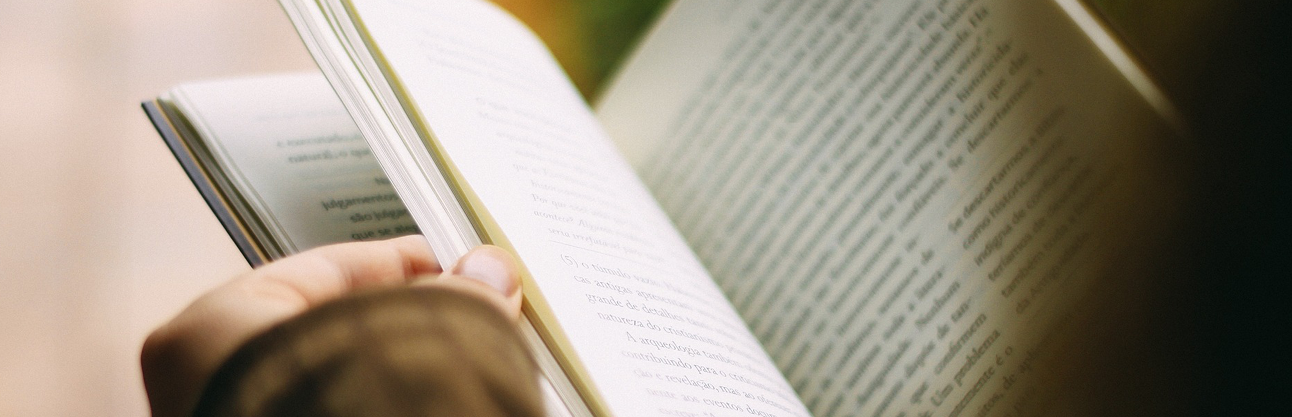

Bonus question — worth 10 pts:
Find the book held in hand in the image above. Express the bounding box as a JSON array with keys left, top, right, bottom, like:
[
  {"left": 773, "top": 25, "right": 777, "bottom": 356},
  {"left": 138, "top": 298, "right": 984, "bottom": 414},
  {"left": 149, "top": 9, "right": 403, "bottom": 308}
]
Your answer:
[{"left": 147, "top": 0, "right": 1187, "bottom": 415}]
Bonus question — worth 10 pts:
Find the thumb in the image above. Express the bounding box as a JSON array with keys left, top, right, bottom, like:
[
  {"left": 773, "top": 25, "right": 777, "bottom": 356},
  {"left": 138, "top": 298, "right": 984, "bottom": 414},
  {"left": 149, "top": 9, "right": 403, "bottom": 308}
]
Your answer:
[{"left": 414, "top": 245, "right": 523, "bottom": 319}]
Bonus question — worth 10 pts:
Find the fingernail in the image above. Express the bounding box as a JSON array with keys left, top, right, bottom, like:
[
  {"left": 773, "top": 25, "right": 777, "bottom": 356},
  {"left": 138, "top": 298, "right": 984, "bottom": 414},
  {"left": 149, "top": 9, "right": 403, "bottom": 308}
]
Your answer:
[{"left": 450, "top": 246, "right": 518, "bottom": 296}]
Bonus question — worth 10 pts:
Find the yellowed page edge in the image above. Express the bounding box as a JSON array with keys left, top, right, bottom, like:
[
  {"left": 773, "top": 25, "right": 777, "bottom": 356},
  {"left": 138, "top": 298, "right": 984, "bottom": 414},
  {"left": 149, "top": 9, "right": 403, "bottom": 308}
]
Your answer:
[{"left": 338, "top": 1, "right": 610, "bottom": 415}]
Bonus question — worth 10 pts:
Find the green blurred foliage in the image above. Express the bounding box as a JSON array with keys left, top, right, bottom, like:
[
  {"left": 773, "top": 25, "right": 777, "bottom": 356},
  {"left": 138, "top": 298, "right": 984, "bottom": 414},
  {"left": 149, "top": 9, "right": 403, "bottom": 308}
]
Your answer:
[{"left": 571, "top": 1, "right": 668, "bottom": 99}]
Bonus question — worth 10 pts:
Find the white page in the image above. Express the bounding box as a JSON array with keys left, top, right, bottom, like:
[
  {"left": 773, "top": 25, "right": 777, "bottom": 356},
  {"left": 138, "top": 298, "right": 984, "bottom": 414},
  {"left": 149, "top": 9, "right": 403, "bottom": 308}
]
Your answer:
[
  {"left": 168, "top": 74, "right": 416, "bottom": 253},
  {"left": 343, "top": 1, "right": 811, "bottom": 416},
  {"left": 599, "top": 0, "right": 1180, "bottom": 416}
]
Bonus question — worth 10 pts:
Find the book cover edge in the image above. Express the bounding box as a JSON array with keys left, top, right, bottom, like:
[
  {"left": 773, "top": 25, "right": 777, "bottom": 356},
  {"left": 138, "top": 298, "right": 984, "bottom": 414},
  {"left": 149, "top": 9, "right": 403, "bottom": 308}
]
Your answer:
[{"left": 142, "top": 100, "right": 267, "bottom": 268}]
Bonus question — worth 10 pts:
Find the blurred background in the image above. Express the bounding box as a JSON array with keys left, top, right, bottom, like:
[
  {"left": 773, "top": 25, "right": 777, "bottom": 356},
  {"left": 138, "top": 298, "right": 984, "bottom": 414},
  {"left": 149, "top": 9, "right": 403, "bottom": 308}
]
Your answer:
[{"left": 0, "top": 0, "right": 1286, "bottom": 416}]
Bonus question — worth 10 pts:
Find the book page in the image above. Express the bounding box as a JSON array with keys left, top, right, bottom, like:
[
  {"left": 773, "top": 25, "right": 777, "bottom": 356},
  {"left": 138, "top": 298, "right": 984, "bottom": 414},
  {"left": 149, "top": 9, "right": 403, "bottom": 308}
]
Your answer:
[
  {"left": 167, "top": 74, "right": 417, "bottom": 255},
  {"left": 599, "top": 0, "right": 1181, "bottom": 416},
  {"left": 341, "top": 1, "right": 810, "bottom": 416}
]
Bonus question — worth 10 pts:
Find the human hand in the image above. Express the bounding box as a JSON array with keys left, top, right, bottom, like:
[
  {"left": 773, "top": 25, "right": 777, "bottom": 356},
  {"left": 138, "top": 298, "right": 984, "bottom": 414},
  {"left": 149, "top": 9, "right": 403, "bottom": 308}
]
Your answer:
[{"left": 141, "top": 236, "right": 521, "bottom": 417}]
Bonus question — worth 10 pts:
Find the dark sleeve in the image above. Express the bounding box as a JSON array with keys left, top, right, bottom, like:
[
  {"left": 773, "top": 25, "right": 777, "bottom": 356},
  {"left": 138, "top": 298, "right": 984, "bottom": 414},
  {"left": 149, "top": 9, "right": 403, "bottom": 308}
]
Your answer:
[{"left": 192, "top": 286, "right": 544, "bottom": 417}]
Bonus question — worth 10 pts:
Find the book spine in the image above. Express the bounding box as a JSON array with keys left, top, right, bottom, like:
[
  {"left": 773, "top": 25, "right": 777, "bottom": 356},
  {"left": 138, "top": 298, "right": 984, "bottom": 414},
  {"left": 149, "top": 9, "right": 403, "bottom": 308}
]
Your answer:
[{"left": 141, "top": 101, "right": 265, "bottom": 267}]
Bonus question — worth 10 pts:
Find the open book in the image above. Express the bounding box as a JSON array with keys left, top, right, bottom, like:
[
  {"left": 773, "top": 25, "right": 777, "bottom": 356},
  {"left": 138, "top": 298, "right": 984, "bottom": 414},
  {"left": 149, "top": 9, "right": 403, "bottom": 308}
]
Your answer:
[{"left": 148, "top": 0, "right": 1186, "bottom": 415}]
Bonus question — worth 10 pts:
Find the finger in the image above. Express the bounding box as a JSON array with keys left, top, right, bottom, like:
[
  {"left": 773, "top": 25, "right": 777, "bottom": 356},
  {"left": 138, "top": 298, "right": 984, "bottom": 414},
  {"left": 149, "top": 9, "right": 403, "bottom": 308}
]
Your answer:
[
  {"left": 155, "top": 234, "right": 441, "bottom": 361},
  {"left": 413, "top": 245, "right": 523, "bottom": 320},
  {"left": 248, "top": 234, "right": 440, "bottom": 309}
]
